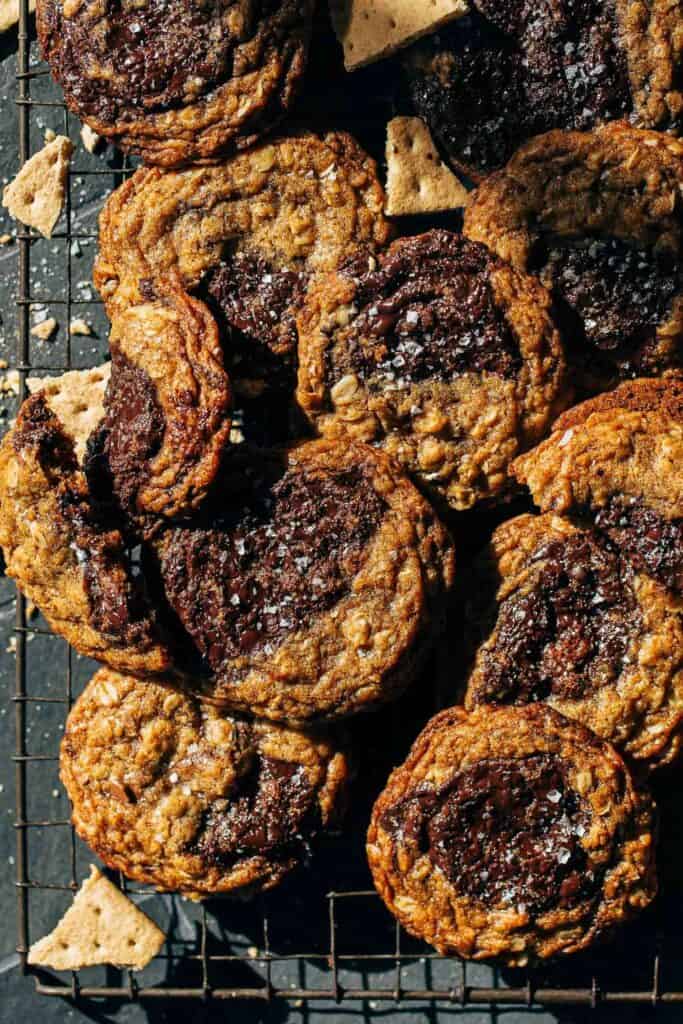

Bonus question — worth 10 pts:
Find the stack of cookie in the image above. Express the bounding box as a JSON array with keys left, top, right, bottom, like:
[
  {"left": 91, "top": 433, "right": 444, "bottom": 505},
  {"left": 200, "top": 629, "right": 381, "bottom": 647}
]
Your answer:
[{"left": 2, "top": 0, "right": 682, "bottom": 971}]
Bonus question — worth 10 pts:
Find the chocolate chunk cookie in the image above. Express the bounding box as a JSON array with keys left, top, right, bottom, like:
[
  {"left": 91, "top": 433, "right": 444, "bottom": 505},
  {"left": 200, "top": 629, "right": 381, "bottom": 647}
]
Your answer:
[
  {"left": 513, "top": 377, "right": 683, "bottom": 595},
  {"left": 149, "top": 439, "right": 455, "bottom": 723},
  {"left": 296, "top": 229, "right": 567, "bottom": 511},
  {"left": 95, "top": 132, "right": 391, "bottom": 409},
  {"left": 37, "top": 0, "right": 314, "bottom": 167},
  {"left": 367, "top": 704, "right": 656, "bottom": 965},
  {"left": 61, "top": 668, "right": 350, "bottom": 897},
  {"left": 464, "top": 124, "right": 683, "bottom": 394},
  {"left": 465, "top": 514, "right": 683, "bottom": 768},
  {"left": 405, "top": 0, "right": 683, "bottom": 181},
  {"left": 0, "top": 370, "right": 171, "bottom": 676},
  {"left": 92, "top": 286, "right": 232, "bottom": 527}
]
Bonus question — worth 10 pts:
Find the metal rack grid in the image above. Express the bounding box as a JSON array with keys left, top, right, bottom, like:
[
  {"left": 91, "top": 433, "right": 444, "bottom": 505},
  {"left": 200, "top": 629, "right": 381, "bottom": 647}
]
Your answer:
[{"left": 9, "top": 0, "right": 683, "bottom": 1011}]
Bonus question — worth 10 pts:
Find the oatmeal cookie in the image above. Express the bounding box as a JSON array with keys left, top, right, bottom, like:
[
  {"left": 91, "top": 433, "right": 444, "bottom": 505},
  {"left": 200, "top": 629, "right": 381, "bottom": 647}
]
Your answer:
[
  {"left": 296, "top": 230, "right": 567, "bottom": 511},
  {"left": 0, "top": 377, "right": 171, "bottom": 675},
  {"left": 465, "top": 513, "right": 683, "bottom": 768},
  {"left": 95, "top": 132, "right": 391, "bottom": 402},
  {"left": 367, "top": 704, "right": 656, "bottom": 965},
  {"left": 36, "top": 0, "right": 314, "bottom": 167},
  {"left": 464, "top": 124, "right": 683, "bottom": 393},
  {"left": 513, "top": 377, "right": 683, "bottom": 595},
  {"left": 61, "top": 668, "right": 350, "bottom": 898},
  {"left": 148, "top": 439, "right": 455, "bottom": 723},
  {"left": 405, "top": 0, "right": 683, "bottom": 182},
  {"left": 90, "top": 285, "right": 232, "bottom": 526}
]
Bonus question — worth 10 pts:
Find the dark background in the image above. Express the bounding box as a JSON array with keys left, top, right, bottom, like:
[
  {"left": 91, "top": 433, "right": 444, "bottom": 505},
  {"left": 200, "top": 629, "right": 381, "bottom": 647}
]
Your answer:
[{"left": 1, "top": 10, "right": 683, "bottom": 1024}]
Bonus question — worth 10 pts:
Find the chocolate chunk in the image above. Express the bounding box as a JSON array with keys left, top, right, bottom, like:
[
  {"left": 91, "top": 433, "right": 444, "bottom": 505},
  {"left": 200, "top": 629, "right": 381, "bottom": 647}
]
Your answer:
[
  {"left": 595, "top": 497, "right": 683, "bottom": 595},
  {"left": 325, "top": 231, "right": 522, "bottom": 390},
  {"left": 532, "top": 236, "right": 680, "bottom": 380},
  {"left": 474, "top": 532, "right": 639, "bottom": 704},
  {"left": 382, "top": 754, "right": 596, "bottom": 912},
  {"left": 99, "top": 351, "right": 165, "bottom": 520},
  {"left": 406, "top": 0, "right": 631, "bottom": 178},
  {"left": 44, "top": 0, "right": 251, "bottom": 123},
  {"left": 203, "top": 252, "right": 306, "bottom": 397},
  {"left": 155, "top": 457, "right": 386, "bottom": 671},
  {"left": 196, "top": 755, "right": 318, "bottom": 866}
]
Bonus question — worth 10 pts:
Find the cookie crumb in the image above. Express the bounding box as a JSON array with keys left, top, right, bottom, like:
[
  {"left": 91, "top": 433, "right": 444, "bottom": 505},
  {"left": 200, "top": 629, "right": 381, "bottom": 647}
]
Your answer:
[
  {"left": 0, "top": 370, "right": 19, "bottom": 395},
  {"left": 2, "top": 136, "right": 73, "bottom": 238},
  {"left": 69, "top": 317, "right": 91, "bottom": 336},
  {"left": 81, "top": 123, "right": 101, "bottom": 154},
  {"left": 0, "top": 233, "right": 12, "bottom": 245},
  {"left": 44, "top": 128, "right": 56, "bottom": 143},
  {"left": 31, "top": 317, "right": 57, "bottom": 341}
]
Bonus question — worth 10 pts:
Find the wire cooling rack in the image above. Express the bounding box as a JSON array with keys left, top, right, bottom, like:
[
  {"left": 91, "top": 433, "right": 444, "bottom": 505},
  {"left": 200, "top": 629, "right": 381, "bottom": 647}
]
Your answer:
[{"left": 9, "top": 0, "right": 683, "bottom": 1011}]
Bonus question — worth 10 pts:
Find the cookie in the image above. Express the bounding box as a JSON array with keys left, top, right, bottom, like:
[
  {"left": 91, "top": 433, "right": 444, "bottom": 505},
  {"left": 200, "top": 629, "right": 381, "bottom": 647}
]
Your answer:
[
  {"left": 148, "top": 439, "right": 455, "bottom": 723},
  {"left": 0, "top": 373, "right": 171, "bottom": 676},
  {"left": 512, "top": 377, "right": 683, "bottom": 595},
  {"left": 367, "top": 704, "right": 656, "bottom": 965},
  {"left": 90, "top": 286, "right": 232, "bottom": 526},
  {"left": 61, "top": 669, "right": 351, "bottom": 898},
  {"left": 404, "top": 0, "right": 683, "bottom": 182},
  {"left": 296, "top": 229, "right": 567, "bottom": 511},
  {"left": 465, "top": 513, "right": 683, "bottom": 769},
  {"left": 94, "top": 132, "right": 391, "bottom": 407},
  {"left": 36, "top": 0, "right": 314, "bottom": 167},
  {"left": 464, "top": 124, "right": 683, "bottom": 394}
]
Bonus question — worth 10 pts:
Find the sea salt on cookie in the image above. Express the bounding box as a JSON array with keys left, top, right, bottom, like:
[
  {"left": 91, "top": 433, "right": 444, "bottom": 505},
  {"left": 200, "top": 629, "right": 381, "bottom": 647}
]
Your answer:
[{"left": 385, "top": 117, "right": 469, "bottom": 215}]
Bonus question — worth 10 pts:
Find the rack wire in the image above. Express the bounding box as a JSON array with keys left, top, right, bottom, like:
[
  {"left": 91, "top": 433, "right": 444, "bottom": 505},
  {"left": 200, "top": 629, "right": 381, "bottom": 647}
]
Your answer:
[{"left": 9, "top": 0, "right": 683, "bottom": 1012}]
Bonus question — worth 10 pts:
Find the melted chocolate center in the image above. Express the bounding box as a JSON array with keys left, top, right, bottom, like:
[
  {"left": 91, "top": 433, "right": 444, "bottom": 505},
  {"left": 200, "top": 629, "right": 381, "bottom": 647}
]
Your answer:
[
  {"left": 407, "top": 0, "right": 631, "bottom": 177},
  {"left": 156, "top": 459, "right": 386, "bottom": 670},
  {"left": 325, "top": 231, "right": 521, "bottom": 391},
  {"left": 533, "top": 236, "right": 680, "bottom": 380},
  {"left": 595, "top": 497, "right": 683, "bottom": 595},
  {"left": 202, "top": 252, "right": 306, "bottom": 396},
  {"left": 99, "top": 352, "right": 165, "bottom": 519},
  {"left": 382, "top": 754, "right": 596, "bottom": 912},
  {"left": 473, "top": 532, "right": 640, "bottom": 704},
  {"left": 49, "top": 0, "right": 251, "bottom": 121},
  {"left": 196, "top": 755, "right": 318, "bottom": 866}
]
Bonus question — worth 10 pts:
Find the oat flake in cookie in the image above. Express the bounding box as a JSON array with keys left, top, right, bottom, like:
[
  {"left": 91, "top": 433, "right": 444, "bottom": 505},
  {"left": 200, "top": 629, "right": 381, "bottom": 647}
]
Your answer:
[
  {"left": 404, "top": 0, "right": 683, "bottom": 182},
  {"left": 37, "top": 0, "right": 314, "bottom": 167},
  {"left": 513, "top": 377, "right": 683, "bottom": 597},
  {"left": 61, "top": 669, "right": 351, "bottom": 898},
  {"left": 367, "top": 704, "right": 656, "bottom": 965},
  {"left": 297, "top": 229, "right": 567, "bottom": 512},
  {"left": 148, "top": 439, "right": 455, "bottom": 724},
  {"left": 464, "top": 124, "right": 683, "bottom": 395},
  {"left": 465, "top": 514, "right": 683, "bottom": 769}
]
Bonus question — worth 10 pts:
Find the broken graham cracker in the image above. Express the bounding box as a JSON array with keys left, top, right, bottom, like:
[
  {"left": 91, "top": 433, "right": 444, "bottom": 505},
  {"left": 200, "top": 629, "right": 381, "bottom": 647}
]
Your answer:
[
  {"left": 28, "top": 865, "right": 165, "bottom": 971},
  {"left": 330, "top": 0, "right": 469, "bottom": 70},
  {"left": 0, "top": 0, "right": 35, "bottom": 33},
  {"left": 27, "top": 362, "right": 111, "bottom": 464},
  {"left": 2, "top": 135, "right": 73, "bottom": 238},
  {"left": 385, "top": 117, "right": 469, "bottom": 215}
]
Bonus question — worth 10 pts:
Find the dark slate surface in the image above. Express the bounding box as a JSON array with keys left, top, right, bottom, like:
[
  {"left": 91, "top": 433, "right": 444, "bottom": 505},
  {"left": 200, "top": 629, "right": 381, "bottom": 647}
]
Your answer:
[{"left": 1, "top": 14, "right": 683, "bottom": 1024}]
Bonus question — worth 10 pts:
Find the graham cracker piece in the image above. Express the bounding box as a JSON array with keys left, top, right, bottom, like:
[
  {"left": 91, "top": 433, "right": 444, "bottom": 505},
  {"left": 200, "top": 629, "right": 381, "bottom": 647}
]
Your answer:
[
  {"left": 330, "top": 0, "right": 469, "bottom": 70},
  {"left": 2, "top": 135, "right": 73, "bottom": 238},
  {"left": 0, "top": 0, "right": 35, "bottom": 32},
  {"left": 385, "top": 117, "right": 469, "bottom": 215},
  {"left": 28, "top": 865, "right": 165, "bottom": 971},
  {"left": 27, "top": 363, "right": 110, "bottom": 463}
]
